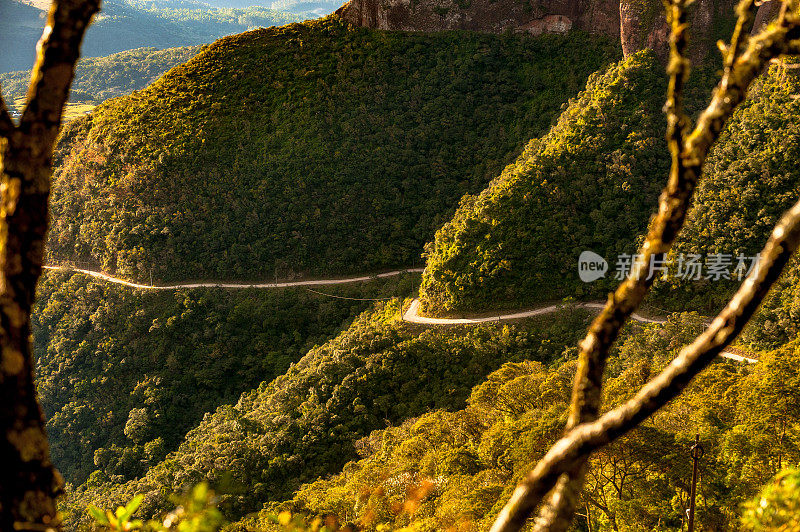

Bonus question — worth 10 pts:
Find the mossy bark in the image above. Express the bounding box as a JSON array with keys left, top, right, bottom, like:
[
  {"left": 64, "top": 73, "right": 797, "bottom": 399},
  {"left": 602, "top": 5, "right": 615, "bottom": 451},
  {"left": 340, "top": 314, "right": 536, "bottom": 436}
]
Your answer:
[{"left": 0, "top": 0, "right": 99, "bottom": 529}]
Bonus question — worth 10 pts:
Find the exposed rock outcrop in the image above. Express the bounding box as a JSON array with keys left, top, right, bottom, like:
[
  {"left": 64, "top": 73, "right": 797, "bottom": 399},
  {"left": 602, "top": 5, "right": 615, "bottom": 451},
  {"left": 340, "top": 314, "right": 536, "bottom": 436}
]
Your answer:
[
  {"left": 336, "top": 0, "right": 619, "bottom": 38},
  {"left": 620, "top": 0, "right": 736, "bottom": 61},
  {"left": 336, "top": 0, "right": 738, "bottom": 61}
]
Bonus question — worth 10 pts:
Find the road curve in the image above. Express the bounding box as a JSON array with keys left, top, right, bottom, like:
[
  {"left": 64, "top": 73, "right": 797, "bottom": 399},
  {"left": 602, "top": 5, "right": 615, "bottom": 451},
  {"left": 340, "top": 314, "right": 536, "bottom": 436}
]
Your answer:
[
  {"left": 402, "top": 299, "right": 758, "bottom": 364},
  {"left": 42, "top": 265, "right": 758, "bottom": 364},
  {"left": 43, "top": 265, "right": 424, "bottom": 290}
]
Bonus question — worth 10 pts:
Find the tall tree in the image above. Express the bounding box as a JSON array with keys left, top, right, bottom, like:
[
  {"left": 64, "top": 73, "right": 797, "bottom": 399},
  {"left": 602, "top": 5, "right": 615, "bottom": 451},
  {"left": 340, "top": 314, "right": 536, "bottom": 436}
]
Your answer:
[
  {"left": 0, "top": 0, "right": 100, "bottom": 530},
  {"left": 490, "top": 0, "right": 800, "bottom": 530}
]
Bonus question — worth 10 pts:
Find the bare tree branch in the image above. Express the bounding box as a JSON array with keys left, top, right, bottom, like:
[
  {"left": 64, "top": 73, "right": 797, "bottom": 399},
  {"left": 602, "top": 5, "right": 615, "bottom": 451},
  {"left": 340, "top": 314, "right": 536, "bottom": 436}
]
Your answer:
[
  {"left": 517, "top": 1, "right": 753, "bottom": 530},
  {"left": 494, "top": 196, "right": 800, "bottom": 525},
  {"left": 525, "top": 5, "right": 702, "bottom": 527},
  {"left": 490, "top": 2, "right": 800, "bottom": 530}
]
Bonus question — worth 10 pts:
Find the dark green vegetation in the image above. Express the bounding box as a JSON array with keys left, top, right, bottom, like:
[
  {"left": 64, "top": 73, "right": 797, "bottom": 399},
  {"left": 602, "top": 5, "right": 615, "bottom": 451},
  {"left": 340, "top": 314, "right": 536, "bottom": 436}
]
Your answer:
[
  {"left": 419, "top": 53, "right": 800, "bottom": 316},
  {"left": 61, "top": 303, "right": 595, "bottom": 528},
  {"left": 47, "top": 17, "right": 619, "bottom": 283},
  {"left": 0, "top": 0, "right": 299, "bottom": 72},
  {"left": 34, "top": 270, "right": 416, "bottom": 487},
  {"left": 237, "top": 313, "right": 800, "bottom": 531},
  {"left": 33, "top": 9, "right": 800, "bottom": 532},
  {"left": 1, "top": 46, "right": 203, "bottom": 106},
  {"left": 419, "top": 51, "right": 667, "bottom": 313}
]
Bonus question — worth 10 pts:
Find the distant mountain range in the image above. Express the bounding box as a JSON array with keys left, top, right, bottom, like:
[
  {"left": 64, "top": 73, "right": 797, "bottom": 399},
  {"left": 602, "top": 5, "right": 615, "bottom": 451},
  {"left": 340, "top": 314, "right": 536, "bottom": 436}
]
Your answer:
[
  {"left": 1, "top": 45, "right": 204, "bottom": 106},
  {"left": 0, "top": 0, "right": 311, "bottom": 72}
]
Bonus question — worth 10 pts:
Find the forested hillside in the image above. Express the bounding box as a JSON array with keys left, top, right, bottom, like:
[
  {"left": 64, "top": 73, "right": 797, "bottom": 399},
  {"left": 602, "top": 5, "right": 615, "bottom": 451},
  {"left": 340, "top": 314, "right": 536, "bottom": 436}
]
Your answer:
[
  {"left": 46, "top": 17, "right": 619, "bottom": 283},
  {"left": 0, "top": 46, "right": 204, "bottom": 105},
  {"left": 419, "top": 51, "right": 667, "bottom": 313},
  {"left": 656, "top": 65, "right": 800, "bottom": 314},
  {"left": 61, "top": 303, "right": 595, "bottom": 528},
  {"left": 22, "top": 2, "right": 800, "bottom": 530},
  {"left": 34, "top": 271, "right": 415, "bottom": 488},
  {"left": 419, "top": 54, "right": 800, "bottom": 315},
  {"left": 240, "top": 314, "right": 799, "bottom": 531}
]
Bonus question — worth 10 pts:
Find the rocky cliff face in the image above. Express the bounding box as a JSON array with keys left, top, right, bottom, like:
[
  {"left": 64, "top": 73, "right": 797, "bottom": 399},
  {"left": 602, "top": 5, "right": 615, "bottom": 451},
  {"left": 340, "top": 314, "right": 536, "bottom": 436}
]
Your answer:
[
  {"left": 620, "top": 0, "right": 738, "bottom": 61},
  {"left": 336, "top": 0, "right": 619, "bottom": 38},
  {"left": 337, "top": 0, "right": 741, "bottom": 61}
]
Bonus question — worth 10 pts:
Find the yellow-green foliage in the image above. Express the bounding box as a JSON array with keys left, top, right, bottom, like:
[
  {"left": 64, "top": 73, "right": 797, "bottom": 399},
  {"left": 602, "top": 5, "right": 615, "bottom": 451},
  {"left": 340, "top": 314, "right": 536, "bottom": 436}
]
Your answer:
[
  {"left": 240, "top": 315, "right": 800, "bottom": 532},
  {"left": 47, "top": 16, "right": 618, "bottom": 283},
  {"left": 62, "top": 304, "right": 595, "bottom": 529},
  {"left": 657, "top": 64, "right": 800, "bottom": 316},
  {"left": 742, "top": 468, "right": 800, "bottom": 531},
  {"left": 88, "top": 483, "right": 225, "bottom": 531}
]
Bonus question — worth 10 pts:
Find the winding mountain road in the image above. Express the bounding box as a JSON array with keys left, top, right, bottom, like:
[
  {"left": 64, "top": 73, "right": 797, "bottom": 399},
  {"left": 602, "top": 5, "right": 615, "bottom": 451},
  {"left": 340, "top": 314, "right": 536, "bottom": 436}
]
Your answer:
[
  {"left": 43, "top": 265, "right": 425, "bottom": 289},
  {"left": 43, "top": 264, "right": 758, "bottom": 364},
  {"left": 402, "top": 299, "right": 758, "bottom": 364}
]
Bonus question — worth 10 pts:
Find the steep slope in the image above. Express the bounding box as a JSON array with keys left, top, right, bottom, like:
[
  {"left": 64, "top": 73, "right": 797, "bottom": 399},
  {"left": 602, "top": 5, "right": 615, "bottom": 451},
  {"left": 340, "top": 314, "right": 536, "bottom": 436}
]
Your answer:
[
  {"left": 47, "top": 17, "right": 619, "bottom": 283},
  {"left": 243, "top": 314, "right": 800, "bottom": 532},
  {"left": 419, "top": 51, "right": 667, "bottom": 314},
  {"left": 61, "top": 302, "right": 595, "bottom": 527},
  {"left": 650, "top": 63, "right": 800, "bottom": 330},
  {"left": 0, "top": 46, "right": 204, "bottom": 105},
  {"left": 677, "top": 68, "right": 800, "bottom": 259},
  {"left": 0, "top": 0, "right": 299, "bottom": 72},
  {"left": 34, "top": 271, "right": 414, "bottom": 486}
]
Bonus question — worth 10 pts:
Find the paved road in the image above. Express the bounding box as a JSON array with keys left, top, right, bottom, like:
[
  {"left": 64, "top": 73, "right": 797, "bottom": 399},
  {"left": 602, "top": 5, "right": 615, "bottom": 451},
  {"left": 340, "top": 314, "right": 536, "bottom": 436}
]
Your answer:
[
  {"left": 402, "top": 299, "right": 758, "bottom": 364},
  {"left": 43, "top": 265, "right": 424, "bottom": 290}
]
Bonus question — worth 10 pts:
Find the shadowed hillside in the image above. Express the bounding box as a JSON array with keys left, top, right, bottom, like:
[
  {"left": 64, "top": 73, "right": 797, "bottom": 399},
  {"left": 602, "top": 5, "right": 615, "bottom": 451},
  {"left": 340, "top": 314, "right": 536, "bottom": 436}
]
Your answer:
[{"left": 47, "top": 16, "right": 619, "bottom": 283}]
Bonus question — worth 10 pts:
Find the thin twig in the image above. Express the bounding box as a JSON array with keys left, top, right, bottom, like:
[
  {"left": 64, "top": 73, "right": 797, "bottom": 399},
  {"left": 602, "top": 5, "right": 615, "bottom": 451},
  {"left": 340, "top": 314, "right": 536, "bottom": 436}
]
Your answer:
[{"left": 495, "top": 196, "right": 800, "bottom": 509}]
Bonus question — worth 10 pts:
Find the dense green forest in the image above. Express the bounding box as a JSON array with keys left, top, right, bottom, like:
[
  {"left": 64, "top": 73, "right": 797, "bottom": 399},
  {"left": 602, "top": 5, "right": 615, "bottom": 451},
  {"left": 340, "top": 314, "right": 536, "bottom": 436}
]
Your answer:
[
  {"left": 652, "top": 65, "right": 800, "bottom": 314},
  {"left": 419, "top": 53, "right": 800, "bottom": 316},
  {"left": 419, "top": 51, "right": 668, "bottom": 314},
  {"left": 34, "top": 271, "right": 416, "bottom": 488},
  {"left": 20, "top": 5, "right": 800, "bottom": 531},
  {"left": 0, "top": 46, "right": 203, "bottom": 105},
  {"left": 46, "top": 16, "right": 619, "bottom": 283},
  {"left": 237, "top": 313, "right": 799, "bottom": 531},
  {"left": 0, "top": 0, "right": 299, "bottom": 72},
  {"left": 61, "top": 303, "right": 596, "bottom": 529}
]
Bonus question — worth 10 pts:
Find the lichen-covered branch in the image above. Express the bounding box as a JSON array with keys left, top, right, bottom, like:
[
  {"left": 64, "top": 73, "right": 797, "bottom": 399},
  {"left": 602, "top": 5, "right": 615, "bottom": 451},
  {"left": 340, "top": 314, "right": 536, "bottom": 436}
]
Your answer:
[
  {"left": 0, "top": 1, "right": 100, "bottom": 531},
  {"left": 490, "top": 1, "right": 800, "bottom": 531},
  {"left": 494, "top": 196, "right": 800, "bottom": 525},
  {"left": 520, "top": 4, "right": 698, "bottom": 529}
]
